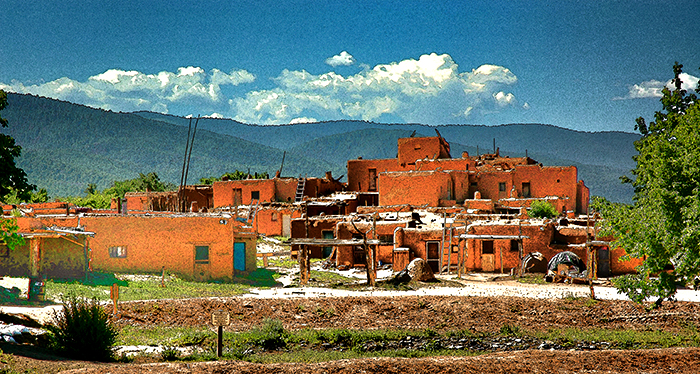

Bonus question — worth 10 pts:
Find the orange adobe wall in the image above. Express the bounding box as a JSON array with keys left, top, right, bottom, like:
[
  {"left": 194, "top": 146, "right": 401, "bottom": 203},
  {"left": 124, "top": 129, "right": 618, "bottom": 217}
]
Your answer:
[
  {"left": 82, "top": 215, "right": 256, "bottom": 280},
  {"left": 397, "top": 136, "right": 451, "bottom": 166},
  {"left": 378, "top": 171, "right": 453, "bottom": 207},
  {"left": 254, "top": 206, "right": 302, "bottom": 237}
]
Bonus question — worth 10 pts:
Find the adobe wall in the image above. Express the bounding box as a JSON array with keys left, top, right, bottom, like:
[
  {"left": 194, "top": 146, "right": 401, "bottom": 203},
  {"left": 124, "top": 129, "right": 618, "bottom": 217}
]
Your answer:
[
  {"left": 609, "top": 246, "right": 644, "bottom": 275},
  {"left": 577, "top": 180, "right": 590, "bottom": 214},
  {"left": 0, "top": 236, "right": 86, "bottom": 279},
  {"left": 378, "top": 170, "right": 452, "bottom": 206},
  {"left": 347, "top": 158, "right": 399, "bottom": 192},
  {"left": 2, "top": 202, "right": 71, "bottom": 216},
  {"left": 397, "top": 136, "right": 451, "bottom": 165},
  {"left": 464, "top": 221, "right": 558, "bottom": 273},
  {"left": 255, "top": 206, "right": 302, "bottom": 237},
  {"left": 213, "top": 179, "right": 277, "bottom": 207},
  {"left": 82, "top": 215, "right": 256, "bottom": 280},
  {"left": 274, "top": 178, "right": 299, "bottom": 202}
]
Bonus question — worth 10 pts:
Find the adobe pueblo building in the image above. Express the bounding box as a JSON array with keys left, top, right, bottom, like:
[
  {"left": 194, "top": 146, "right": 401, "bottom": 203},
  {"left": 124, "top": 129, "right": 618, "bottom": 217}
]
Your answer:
[
  {"left": 290, "top": 134, "right": 639, "bottom": 281},
  {"left": 1, "top": 133, "right": 639, "bottom": 287}
]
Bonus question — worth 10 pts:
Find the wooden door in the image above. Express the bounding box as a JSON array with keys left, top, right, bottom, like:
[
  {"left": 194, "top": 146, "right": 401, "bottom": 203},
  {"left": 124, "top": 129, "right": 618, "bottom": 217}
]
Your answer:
[{"left": 426, "top": 241, "right": 440, "bottom": 273}]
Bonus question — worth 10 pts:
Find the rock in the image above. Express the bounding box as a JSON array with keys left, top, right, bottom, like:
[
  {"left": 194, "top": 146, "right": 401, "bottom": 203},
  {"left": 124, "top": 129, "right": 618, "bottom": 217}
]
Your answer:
[
  {"left": 391, "top": 269, "right": 412, "bottom": 284},
  {"left": 406, "top": 258, "right": 436, "bottom": 282}
]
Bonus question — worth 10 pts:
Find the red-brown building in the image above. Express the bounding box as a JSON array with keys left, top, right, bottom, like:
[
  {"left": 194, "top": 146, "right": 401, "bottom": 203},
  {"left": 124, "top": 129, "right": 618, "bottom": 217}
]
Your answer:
[{"left": 348, "top": 135, "right": 589, "bottom": 214}]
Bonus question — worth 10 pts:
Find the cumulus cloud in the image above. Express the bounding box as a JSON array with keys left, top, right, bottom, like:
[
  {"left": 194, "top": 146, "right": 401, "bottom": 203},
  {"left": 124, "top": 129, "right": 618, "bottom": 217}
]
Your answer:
[
  {"left": 233, "top": 53, "right": 521, "bottom": 124},
  {"left": 0, "top": 67, "right": 256, "bottom": 114},
  {"left": 0, "top": 53, "right": 524, "bottom": 125},
  {"left": 325, "top": 51, "right": 355, "bottom": 67},
  {"left": 614, "top": 73, "right": 699, "bottom": 100}
]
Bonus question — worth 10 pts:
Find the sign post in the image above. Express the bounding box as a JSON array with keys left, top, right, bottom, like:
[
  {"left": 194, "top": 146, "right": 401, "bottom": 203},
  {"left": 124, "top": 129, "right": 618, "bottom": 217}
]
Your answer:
[{"left": 211, "top": 310, "right": 230, "bottom": 357}]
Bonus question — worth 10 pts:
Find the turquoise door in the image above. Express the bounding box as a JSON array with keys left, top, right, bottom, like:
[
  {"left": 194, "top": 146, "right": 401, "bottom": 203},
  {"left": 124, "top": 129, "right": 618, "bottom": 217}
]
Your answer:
[{"left": 234, "top": 242, "right": 246, "bottom": 271}]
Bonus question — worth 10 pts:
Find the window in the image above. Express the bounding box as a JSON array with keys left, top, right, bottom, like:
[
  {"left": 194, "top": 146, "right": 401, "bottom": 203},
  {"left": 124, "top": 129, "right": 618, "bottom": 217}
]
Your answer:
[
  {"left": 271, "top": 212, "right": 278, "bottom": 221},
  {"left": 0, "top": 245, "right": 9, "bottom": 258},
  {"left": 482, "top": 240, "right": 494, "bottom": 254},
  {"left": 510, "top": 239, "right": 520, "bottom": 252},
  {"left": 109, "top": 246, "right": 127, "bottom": 258},
  {"left": 499, "top": 182, "right": 506, "bottom": 192},
  {"left": 368, "top": 168, "right": 377, "bottom": 191},
  {"left": 194, "top": 245, "right": 209, "bottom": 264},
  {"left": 251, "top": 191, "right": 260, "bottom": 200},
  {"left": 522, "top": 182, "right": 531, "bottom": 198},
  {"left": 378, "top": 234, "right": 393, "bottom": 244}
]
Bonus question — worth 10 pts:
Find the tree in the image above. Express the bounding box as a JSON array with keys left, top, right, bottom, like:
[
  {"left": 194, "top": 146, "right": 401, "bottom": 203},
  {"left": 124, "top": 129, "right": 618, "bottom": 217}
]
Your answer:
[
  {"left": 0, "top": 90, "right": 35, "bottom": 202},
  {"left": 528, "top": 200, "right": 559, "bottom": 219},
  {"left": 65, "top": 172, "right": 175, "bottom": 209},
  {"left": 594, "top": 63, "right": 700, "bottom": 307}
]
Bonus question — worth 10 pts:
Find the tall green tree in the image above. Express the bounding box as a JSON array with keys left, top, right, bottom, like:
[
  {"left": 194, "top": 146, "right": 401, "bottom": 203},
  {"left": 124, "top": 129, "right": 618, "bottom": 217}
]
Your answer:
[
  {"left": 594, "top": 63, "right": 700, "bottom": 306},
  {"left": 0, "top": 89, "right": 36, "bottom": 202}
]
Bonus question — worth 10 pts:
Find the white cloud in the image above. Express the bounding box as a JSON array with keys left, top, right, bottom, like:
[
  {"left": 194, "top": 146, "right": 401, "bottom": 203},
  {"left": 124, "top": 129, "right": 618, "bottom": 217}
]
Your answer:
[
  {"left": 234, "top": 53, "right": 521, "bottom": 124},
  {"left": 289, "top": 117, "right": 318, "bottom": 124},
  {"left": 0, "top": 53, "right": 524, "bottom": 125},
  {"left": 1, "top": 67, "right": 256, "bottom": 114},
  {"left": 325, "top": 51, "right": 355, "bottom": 67},
  {"left": 615, "top": 73, "right": 699, "bottom": 100}
]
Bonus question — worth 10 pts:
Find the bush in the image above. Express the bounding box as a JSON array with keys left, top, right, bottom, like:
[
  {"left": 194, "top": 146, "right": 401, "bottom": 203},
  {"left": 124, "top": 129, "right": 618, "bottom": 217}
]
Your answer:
[
  {"left": 47, "top": 295, "right": 118, "bottom": 361},
  {"left": 251, "top": 318, "right": 288, "bottom": 350},
  {"left": 528, "top": 200, "right": 559, "bottom": 218}
]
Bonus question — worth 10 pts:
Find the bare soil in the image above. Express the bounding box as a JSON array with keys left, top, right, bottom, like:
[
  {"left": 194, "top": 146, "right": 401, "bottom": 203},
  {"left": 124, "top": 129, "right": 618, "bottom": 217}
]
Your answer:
[{"left": 4, "top": 289, "right": 700, "bottom": 373}]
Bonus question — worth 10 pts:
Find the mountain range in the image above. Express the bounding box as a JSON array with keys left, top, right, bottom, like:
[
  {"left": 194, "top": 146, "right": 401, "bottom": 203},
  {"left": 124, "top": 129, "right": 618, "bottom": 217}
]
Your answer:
[{"left": 1, "top": 93, "right": 639, "bottom": 203}]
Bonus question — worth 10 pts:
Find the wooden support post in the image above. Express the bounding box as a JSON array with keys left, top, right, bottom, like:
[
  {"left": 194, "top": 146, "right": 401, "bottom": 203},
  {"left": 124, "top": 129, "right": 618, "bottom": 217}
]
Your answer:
[
  {"left": 161, "top": 266, "right": 166, "bottom": 288},
  {"left": 300, "top": 203, "right": 310, "bottom": 285},
  {"left": 110, "top": 283, "right": 119, "bottom": 315}
]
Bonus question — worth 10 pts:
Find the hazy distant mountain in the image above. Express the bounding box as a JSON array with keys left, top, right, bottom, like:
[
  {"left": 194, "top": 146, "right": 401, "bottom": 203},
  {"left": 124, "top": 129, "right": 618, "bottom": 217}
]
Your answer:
[
  {"left": 1, "top": 93, "right": 340, "bottom": 196},
  {"left": 2, "top": 93, "right": 638, "bottom": 202}
]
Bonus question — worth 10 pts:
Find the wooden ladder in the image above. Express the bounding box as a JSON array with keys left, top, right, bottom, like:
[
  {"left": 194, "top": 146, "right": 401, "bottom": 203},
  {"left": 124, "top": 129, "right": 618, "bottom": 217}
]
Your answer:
[
  {"left": 248, "top": 199, "right": 260, "bottom": 222},
  {"left": 294, "top": 176, "right": 306, "bottom": 202}
]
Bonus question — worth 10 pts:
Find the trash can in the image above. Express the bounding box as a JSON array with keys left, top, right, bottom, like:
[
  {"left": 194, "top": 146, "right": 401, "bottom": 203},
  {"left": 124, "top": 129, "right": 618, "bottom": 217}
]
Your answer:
[{"left": 28, "top": 277, "right": 45, "bottom": 302}]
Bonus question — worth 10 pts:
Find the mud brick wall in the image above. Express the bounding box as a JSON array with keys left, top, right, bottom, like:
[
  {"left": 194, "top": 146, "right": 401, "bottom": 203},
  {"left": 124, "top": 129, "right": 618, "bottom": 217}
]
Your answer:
[{"left": 82, "top": 215, "right": 256, "bottom": 280}]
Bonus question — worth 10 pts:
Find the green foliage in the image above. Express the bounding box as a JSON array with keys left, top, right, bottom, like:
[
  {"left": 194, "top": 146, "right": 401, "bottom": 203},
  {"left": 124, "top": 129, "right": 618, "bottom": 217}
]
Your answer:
[
  {"left": 0, "top": 218, "right": 25, "bottom": 251},
  {"left": 595, "top": 63, "right": 700, "bottom": 306},
  {"left": 528, "top": 200, "right": 559, "bottom": 218},
  {"left": 250, "top": 318, "right": 288, "bottom": 350},
  {"left": 2, "top": 187, "right": 49, "bottom": 204},
  {"left": 63, "top": 172, "right": 175, "bottom": 209},
  {"left": 199, "top": 170, "right": 270, "bottom": 185},
  {"left": 47, "top": 295, "right": 118, "bottom": 361},
  {"left": 0, "top": 90, "right": 35, "bottom": 202}
]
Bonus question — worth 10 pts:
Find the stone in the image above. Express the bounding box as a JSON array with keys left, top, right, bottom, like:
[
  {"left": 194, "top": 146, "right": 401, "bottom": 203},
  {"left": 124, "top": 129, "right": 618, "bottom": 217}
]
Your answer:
[{"left": 406, "top": 258, "right": 436, "bottom": 282}]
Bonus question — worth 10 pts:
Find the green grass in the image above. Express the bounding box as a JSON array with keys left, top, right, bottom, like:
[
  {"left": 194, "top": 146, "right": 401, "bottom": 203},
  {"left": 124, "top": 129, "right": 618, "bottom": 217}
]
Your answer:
[
  {"left": 516, "top": 274, "right": 547, "bottom": 285},
  {"left": 45, "top": 272, "right": 279, "bottom": 302},
  {"left": 111, "top": 319, "right": 700, "bottom": 365},
  {"left": 538, "top": 326, "right": 700, "bottom": 349}
]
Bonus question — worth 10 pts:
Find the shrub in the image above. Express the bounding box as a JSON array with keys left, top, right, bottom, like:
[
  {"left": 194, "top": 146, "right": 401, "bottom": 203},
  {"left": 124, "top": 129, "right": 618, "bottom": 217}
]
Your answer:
[
  {"left": 528, "top": 200, "right": 559, "bottom": 218},
  {"left": 47, "top": 295, "right": 118, "bottom": 361},
  {"left": 250, "top": 318, "right": 288, "bottom": 350}
]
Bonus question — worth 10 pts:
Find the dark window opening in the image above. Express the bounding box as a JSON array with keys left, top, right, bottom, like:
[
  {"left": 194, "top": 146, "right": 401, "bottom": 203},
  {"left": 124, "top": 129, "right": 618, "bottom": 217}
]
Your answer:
[
  {"left": 378, "top": 234, "right": 393, "bottom": 244},
  {"left": 482, "top": 240, "right": 494, "bottom": 254},
  {"left": 109, "top": 246, "right": 127, "bottom": 258},
  {"left": 510, "top": 239, "right": 520, "bottom": 252},
  {"left": 499, "top": 182, "right": 506, "bottom": 192},
  {"left": 195, "top": 245, "right": 210, "bottom": 264},
  {"left": 251, "top": 191, "right": 260, "bottom": 200},
  {"left": 522, "top": 182, "right": 531, "bottom": 198}
]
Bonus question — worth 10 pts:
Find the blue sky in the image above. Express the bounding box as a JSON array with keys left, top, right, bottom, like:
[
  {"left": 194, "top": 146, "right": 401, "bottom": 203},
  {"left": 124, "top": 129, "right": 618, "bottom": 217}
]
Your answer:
[{"left": 1, "top": 0, "right": 698, "bottom": 132}]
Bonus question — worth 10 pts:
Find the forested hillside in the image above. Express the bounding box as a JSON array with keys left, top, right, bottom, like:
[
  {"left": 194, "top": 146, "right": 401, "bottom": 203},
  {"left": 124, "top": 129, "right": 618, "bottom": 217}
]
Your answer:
[
  {"left": 2, "top": 93, "right": 340, "bottom": 196},
  {"left": 2, "top": 93, "right": 637, "bottom": 202}
]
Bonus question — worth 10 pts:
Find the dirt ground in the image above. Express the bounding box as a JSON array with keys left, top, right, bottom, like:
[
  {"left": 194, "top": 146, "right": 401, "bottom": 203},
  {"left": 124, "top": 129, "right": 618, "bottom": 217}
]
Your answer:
[{"left": 4, "top": 288, "right": 700, "bottom": 373}]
